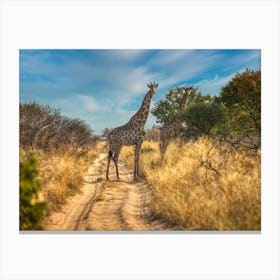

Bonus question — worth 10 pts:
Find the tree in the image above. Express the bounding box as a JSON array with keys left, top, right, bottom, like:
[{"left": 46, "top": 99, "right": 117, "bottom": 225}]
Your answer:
[
  {"left": 217, "top": 69, "right": 261, "bottom": 148},
  {"left": 151, "top": 86, "right": 215, "bottom": 126},
  {"left": 20, "top": 103, "right": 61, "bottom": 148},
  {"left": 151, "top": 86, "right": 188, "bottom": 125},
  {"left": 182, "top": 101, "right": 224, "bottom": 139},
  {"left": 102, "top": 128, "right": 112, "bottom": 138},
  {"left": 152, "top": 85, "right": 221, "bottom": 138},
  {"left": 20, "top": 102, "right": 95, "bottom": 150}
]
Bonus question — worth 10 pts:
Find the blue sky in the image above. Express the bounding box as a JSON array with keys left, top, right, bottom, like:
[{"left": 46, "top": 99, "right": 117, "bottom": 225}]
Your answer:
[{"left": 19, "top": 49, "right": 260, "bottom": 135}]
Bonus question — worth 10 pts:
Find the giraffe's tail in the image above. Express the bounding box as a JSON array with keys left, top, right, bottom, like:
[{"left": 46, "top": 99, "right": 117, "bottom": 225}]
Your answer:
[{"left": 108, "top": 150, "right": 113, "bottom": 158}]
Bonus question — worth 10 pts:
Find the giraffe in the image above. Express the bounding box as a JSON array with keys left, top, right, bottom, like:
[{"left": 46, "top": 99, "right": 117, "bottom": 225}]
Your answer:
[
  {"left": 106, "top": 82, "right": 158, "bottom": 181},
  {"left": 159, "top": 86, "right": 193, "bottom": 162}
]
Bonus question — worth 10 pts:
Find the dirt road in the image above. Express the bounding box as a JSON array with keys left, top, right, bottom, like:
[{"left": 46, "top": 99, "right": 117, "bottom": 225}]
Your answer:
[{"left": 43, "top": 150, "right": 177, "bottom": 231}]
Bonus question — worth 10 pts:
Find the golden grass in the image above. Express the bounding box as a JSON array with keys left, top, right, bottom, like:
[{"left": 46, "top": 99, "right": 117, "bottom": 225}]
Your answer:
[
  {"left": 120, "top": 137, "right": 261, "bottom": 230},
  {"left": 37, "top": 147, "right": 97, "bottom": 211}
]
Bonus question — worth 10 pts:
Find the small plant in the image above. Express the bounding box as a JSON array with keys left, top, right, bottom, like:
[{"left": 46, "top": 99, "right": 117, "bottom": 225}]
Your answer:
[
  {"left": 141, "top": 145, "right": 154, "bottom": 153},
  {"left": 20, "top": 150, "right": 47, "bottom": 230}
]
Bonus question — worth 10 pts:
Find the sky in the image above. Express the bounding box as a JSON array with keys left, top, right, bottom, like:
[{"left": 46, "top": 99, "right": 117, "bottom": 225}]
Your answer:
[{"left": 19, "top": 49, "right": 260, "bottom": 135}]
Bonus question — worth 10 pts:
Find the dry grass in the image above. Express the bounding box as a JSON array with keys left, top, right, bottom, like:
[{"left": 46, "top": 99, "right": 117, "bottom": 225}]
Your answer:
[
  {"left": 37, "top": 147, "right": 98, "bottom": 211},
  {"left": 120, "top": 137, "right": 261, "bottom": 230}
]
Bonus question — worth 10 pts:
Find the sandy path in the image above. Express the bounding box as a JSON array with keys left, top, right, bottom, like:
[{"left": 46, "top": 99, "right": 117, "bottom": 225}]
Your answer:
[{"left": 43, "top": 150, "right": 177, "bottom": 231}]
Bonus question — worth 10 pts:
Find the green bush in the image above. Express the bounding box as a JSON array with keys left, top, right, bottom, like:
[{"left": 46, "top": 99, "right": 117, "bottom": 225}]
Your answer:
[
  {"left": 20, "top": 150, "right": 46, "bottom": 230},
  {"left": 182, "top": 101, "right": 224, "bottom": 139}
]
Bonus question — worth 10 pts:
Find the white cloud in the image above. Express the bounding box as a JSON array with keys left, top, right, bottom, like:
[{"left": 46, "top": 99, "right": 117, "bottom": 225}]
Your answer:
[
  {"left": 195, "top": 73, "right": 233, "bottom": 95},
  {"left": 77, "top": 94, "right": 111, "bottom": 112}
]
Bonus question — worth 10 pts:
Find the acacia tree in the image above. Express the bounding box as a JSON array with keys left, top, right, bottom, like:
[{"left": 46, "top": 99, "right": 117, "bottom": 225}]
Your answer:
[{"left": 217, "top": 69, "right": 261, "bottom": 148}]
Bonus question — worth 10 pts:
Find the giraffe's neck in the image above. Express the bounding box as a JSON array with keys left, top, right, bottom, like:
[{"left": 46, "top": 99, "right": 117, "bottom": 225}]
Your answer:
[
  {"left": 165, "top": 91, "right": 189, "bottom": 126},
  {"left": 129, "top": 90, "right": 153, "bottom": 127},
  {"left": 179, "top": 91, "right": 189, "bottom": 111}
]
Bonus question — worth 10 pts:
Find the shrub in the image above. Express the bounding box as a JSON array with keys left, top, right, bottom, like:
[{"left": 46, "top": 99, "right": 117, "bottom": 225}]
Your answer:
[
  {"left": 20, "top": 150, "right": 47, "bottom": 230},
  {"left": 20, "top": 102, "right": 95, "bottom": 151},
  {"left": 182, "top": 101, "right": 224, "bottom": 139}
]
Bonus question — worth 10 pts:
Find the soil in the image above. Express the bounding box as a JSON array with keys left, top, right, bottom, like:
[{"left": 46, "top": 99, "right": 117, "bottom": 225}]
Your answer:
[{"left": 42, "top": 148, "right": 178, "bottom": 231}]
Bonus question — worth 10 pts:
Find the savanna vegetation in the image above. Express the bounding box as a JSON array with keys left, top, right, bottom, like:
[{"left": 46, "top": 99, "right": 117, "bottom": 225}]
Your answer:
[
  {"left": 120, "top": 138, "right": 260, "bottom": 230},
  {"left": 152, "top": 69, "right": 261, "bottom": 149},
  {"left": 19, "top": 103, "right": 98, "bottom": 230},
  {"left": 122, "top": 69, "right": 261, "bottom": 230},
  {"left": 20, "top": 68, "right": 261, "bottom": 230}
]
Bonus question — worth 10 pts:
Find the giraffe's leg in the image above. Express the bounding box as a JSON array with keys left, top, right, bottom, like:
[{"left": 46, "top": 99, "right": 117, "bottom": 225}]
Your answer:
[
  {"left": 134, "top": 141, "right": 142, "bottom": 180},
  {"left": 112, "top": 149, "right": 120, "bottom": 179},
  {"left": 106, "top": 150, "right": 113, "bottom": 180},
  {"left": 160, "top": 139, "right": 169, "bottom": 164}
]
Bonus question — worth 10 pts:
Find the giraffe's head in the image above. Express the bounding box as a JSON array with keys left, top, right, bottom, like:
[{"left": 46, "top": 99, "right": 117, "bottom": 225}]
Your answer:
[
  {"left": 183, "top": 85, "right": 194, "bottom": 97},
  {"left": 147, "top": 82, "right": 158, "bottom": 95},
  {"left": 178, "top": 86, "right": 193, "bottom": 111}
]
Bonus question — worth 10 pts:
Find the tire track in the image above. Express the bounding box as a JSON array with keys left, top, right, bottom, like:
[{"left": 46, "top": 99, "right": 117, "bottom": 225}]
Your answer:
[
  {"left": 74, "top": 182, "right": 105, "bottom": 230},
  {"left": 43, "top": 150, "right": 178, "bottom": 231},
  {"left": 42, "top": 153, "right": 106, "bottom": 231}
]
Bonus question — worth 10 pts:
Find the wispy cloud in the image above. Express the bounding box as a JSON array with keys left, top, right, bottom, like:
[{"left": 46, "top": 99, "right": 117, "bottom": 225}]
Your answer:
[
  {"left": 20, "top": 49, "right": 260, "bottom": 134},
  {"left": 195, "top": 74, "right": 233, "bottom": 95},
  {"left": 77, "top": 94, "right": 111, "bottom": 113}
]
